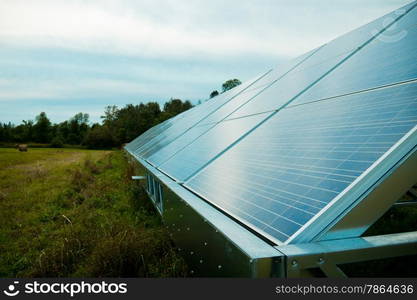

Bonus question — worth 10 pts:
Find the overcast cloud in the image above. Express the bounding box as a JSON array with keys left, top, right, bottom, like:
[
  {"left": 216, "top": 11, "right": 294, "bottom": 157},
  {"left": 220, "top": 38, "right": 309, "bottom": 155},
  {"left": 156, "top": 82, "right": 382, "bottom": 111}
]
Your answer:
[{"left": 0, "top": 0, "right": 411, "bottom": 123}]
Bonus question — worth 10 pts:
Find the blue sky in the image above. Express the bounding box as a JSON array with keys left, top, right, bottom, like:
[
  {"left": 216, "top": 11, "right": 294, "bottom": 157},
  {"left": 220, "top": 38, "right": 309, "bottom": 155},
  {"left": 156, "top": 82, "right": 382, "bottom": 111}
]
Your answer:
[{"left": 0, "top": 0, "right": 411, "bottom": 124}]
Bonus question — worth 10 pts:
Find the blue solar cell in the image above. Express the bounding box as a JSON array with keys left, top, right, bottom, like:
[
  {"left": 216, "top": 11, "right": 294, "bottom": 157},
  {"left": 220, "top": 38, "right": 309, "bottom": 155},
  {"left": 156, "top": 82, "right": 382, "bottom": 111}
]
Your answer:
[
  {"left": 224, "top": 2, "right": 417, "bottom": 119},
  {"left": 185, "top": 82, "right": 417, "bottom": 244},
  {"left": 126, "top": 119, "right": 173, "bottom": 153},
  {"left": 127, "top": 104, "right": 204, "bottom": 155},
  {"left": 196, "top": 48, "right": 321, "bottom": 126},
  {"left": 133, "top": 72, "right": 269, "bottom": 159},
  {"left": 158, "top": 113, "right": 269, "bottom": 181},
  {"left": 146, "top": 49, "right": 323, "bottom": 168},
  {"left": 224, "top": 51, "right": 353, "bottom": 119},
  {"left": 148, "top": 123, "right": 213, "bottom": 166},
  {"left": 290, "top": 6, "right": 417, "bottom": 106}
]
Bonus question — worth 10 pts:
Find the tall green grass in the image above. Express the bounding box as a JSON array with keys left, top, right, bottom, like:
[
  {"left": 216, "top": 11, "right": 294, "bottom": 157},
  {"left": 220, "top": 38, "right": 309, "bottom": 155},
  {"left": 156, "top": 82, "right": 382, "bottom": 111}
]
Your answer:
[{"left": 0, "top": 148, "right": 187, "bottom": 277}]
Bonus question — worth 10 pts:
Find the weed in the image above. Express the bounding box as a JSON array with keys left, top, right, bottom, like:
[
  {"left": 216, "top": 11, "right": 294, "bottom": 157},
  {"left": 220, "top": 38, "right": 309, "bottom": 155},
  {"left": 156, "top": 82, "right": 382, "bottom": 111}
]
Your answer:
[{"left": 0, "top": 148, "right": 187, "bottom": 277}]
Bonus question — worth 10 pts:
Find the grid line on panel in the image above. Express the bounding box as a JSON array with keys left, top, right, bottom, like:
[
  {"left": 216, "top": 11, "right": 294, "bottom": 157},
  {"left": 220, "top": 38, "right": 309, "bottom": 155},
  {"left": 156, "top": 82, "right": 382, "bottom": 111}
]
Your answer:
[
  {"left": 289, "top": 97, "right": 417, "bottom": 242},
  {"left": 224, "top": 78, "right": 417, "bottom": 122},
  {"left": 241, "top": 159, "right": 359, "bottom": 180},
  {"left": 216, "top": 159, "right": 355, "bottom": 184},
  {"left": 129, "top": 120, "right": 172, "bottom": 152},
  {"left": 151, "top": 47, "right": 323, "bottom": 171},
  {"left": 132, "top": 72, "right": 269, "bottom": 159},
  {"left": 185, "top": 81, "right": 417, "bottom": 244},
  {"left": 137, "top": 70, "right": 273, "bottom": 161},
  {"left": 223, "top": 5, "right": 417, "bottom": 122},
  {"left": 182, "top": 7, "right": 416, "bottom": 185},
  {"left": 157, "top": 113, "right": 270, "bottom": 182},
  {"left": 199, "top": 45, "right": 323, "bottom": 127},
  {"left": 195, "top": 163, "right": 342, "bottom": 210},
  {"left": 288, "top": 18, "right": 417, "bottom": 106},
  {"left": 203, "top": 177, "right": 311, "bottom": 226},
  {"left": 188, "top": 177, "right": 294, "bottom": 239},
  {"left": 200, "top": 161, "right": 346, "bottom": 194},
  {"left": 189, "top": 172, "right": 317, "bottom": 242},
  {"left": 194, "top": 168, "right": 329, "bottom": 209}
]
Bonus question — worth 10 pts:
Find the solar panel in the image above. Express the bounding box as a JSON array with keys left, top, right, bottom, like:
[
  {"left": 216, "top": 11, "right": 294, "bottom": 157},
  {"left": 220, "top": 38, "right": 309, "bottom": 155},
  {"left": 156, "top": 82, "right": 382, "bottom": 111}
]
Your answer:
[
  {"left": 150, "top": 44, "right": 357, "bottom": 178},
  {"left": 125, "top": 1, "right": 417, "bottom": 246},
  {"left": 224, "top": 2, "right": 417, "bottom": 119},
  {"left": 148, "top": 122, "right": 214, "bottom": 167},
  {"left": 196, "top": 47, "right": 320, "bottom": 127},
  {"left": 223, "top": 49, "right": 353, "bottom": 119},
  {"left": 150, "top": 2, "right": 415, "bottom": 178},
  {"left": 185, "top": 81, "right": 417, "bottom": 244},
  {"left": 159, "top": 113, "right": 269, "bottom": 181},
  {"left": 147, "top": 49, "right": 322, "bottom": 167},
  {"left": 126, "top": 105, "right": 197, "bottom": 154},
  {"left": 125, "top": 119, "right": 173, "bottom": 154},
  {"left": 132, "top": 71, "right": 270, "bottom": 160},
  {"left": 290, "top": 6, "right": 417, "bottom": 107}
]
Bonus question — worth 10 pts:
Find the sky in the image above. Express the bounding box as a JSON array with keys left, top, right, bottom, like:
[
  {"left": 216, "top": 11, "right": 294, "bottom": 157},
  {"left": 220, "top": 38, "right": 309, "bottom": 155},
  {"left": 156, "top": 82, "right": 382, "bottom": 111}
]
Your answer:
[{"left": 0, "top": 0, "right": 411, "bottom": 124}]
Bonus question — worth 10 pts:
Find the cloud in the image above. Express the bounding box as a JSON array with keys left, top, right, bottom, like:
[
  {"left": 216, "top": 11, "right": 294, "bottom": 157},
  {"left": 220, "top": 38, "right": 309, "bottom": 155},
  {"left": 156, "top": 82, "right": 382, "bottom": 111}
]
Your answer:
[
  {"left": 0, "top": 77, "right": 198, "bottom": 102},
  {"left": 0, "top": 0, "right": 411, "bottom": 124},
  {"left": 0, "top": 0, "right": 410, "bottom": 59},
  {"left": 0, "top": 0, "right": 286, "bottom": 58}
]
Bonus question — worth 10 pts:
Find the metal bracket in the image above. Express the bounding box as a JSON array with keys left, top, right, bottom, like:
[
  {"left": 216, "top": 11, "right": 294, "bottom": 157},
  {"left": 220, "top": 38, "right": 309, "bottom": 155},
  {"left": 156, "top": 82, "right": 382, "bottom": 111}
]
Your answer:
[
  {"left": 394, "top": 201, "right": 417, "bottom": 208},
  {"left": 278, "top": 231, "right": 417, "bottom": 278},
  {"left": 408, "top": 185, "right": 417, "bottom": 199},
  {"left": 393, "top": 184, "right": 417, "bottom": 207}
]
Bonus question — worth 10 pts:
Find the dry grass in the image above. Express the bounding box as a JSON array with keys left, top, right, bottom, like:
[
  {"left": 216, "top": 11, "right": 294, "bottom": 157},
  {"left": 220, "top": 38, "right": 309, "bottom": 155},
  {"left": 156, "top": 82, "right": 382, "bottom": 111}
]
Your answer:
[{"left": 0, "top": 148, "right": 187, "bottom": 277}]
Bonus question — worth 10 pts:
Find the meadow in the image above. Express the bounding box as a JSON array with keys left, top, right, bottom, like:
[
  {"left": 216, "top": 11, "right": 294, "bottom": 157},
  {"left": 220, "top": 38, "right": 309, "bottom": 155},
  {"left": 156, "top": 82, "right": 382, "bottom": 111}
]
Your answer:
[{"left": 0, "top": 147, "right": 187, "bottom": 277}]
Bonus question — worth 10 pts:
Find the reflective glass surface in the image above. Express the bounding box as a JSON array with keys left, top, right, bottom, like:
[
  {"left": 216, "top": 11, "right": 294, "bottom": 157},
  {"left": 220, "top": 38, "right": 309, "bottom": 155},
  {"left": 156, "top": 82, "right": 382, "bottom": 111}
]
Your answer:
[
  {"left": 148, "top": 123, "right": 213, "bottom": 166},
  {"left": 291, "top": 6, "right": 417, "bottom": 106},
  {"left": 225, "top": 2, "right": 417, "bottom": 119},
  {"left": 159, "top": 113, "right": 269, "bottom": 181},
  {"left": 186, "top": 82, "right": 417, "bottom": 243},
  {"left": 133, "top": 73, "right": 266, "bottom": 159}
]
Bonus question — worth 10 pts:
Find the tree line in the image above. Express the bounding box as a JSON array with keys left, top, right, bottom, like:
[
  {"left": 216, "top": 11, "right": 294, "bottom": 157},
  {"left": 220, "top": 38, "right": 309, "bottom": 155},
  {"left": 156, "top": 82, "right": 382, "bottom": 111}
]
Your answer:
[
  {"left": 0, "top": 78, "right": 241, "bottom": 149},
  {"left": 0, "top": 98, "right": 192, "bottom": 149}
]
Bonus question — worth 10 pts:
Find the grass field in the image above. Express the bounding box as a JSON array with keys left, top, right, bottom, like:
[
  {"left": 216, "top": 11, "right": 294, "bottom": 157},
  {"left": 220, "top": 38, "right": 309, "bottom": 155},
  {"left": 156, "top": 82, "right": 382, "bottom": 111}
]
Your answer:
[{"left": 0, "top": 147, "right": 187, "bottom": 277}]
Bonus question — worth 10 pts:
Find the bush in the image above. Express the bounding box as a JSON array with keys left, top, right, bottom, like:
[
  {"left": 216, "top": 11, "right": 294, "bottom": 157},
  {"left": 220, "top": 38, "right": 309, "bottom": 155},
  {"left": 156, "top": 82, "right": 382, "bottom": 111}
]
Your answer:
[
  {"left": 50, "top": 137, "right": 64, "bottom": 148},
  {"left": 84, "top": 126, "right": 117, "bottom": 149}
]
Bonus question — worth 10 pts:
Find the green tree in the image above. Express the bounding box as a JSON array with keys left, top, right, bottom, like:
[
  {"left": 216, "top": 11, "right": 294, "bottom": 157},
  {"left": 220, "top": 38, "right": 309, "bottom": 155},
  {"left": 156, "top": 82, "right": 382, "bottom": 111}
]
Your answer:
[
  {"left": 84, "top": 124, "right": 117, "bottom": 149},
  {"left": 158, "top": 99, "right": 192, "bottom": 122},
  {"left": 210, "top": 90, "right": 219, "bottom": 98},
  {"left": 68, "top": 112, "right": 89, "bottom": 144},
  {"left": 22, "top": 120, "right": 34, "bottom": 142},
  {"left": 163, "top": 98, "right": 192, "bottom": 115},
  {"left": 101, "top": 106, "right": 119, "bottom": 127},
  {"left": 222, "top": 79, "right": 241, "bottom": 93},
  {"left": 50, "top": 136, "right": 64, "bottom": 148},
  {"left": 0, "top": 123, "right": 13, "bottom": 142},
  {"left": 34, "top": 112, "right": 51, "bottom": 143}
]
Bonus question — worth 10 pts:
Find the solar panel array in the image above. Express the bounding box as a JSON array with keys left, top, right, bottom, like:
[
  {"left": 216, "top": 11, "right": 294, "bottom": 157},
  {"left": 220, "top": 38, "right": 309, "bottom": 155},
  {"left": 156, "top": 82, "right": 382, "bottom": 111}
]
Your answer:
[{"left": 125, "top": 1, "right": 417, "bottom": 245}]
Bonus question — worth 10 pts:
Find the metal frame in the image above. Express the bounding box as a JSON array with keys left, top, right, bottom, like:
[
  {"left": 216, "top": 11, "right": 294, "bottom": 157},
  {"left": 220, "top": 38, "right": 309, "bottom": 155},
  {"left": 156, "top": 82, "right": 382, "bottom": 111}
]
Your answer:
[
  {"left": 288, "top": 125, "right": 417, "bottom": 244},
  {"left": 278, "top": 231, "right": 417, "bottom": 278},
  {"left": 134, "top": 154, "right": 285, "bottom": 277},
  {"left": 144, "top": 172, "right": 164, "bottom": 214},
  {"left": 323, "top": 146, "right": 417, "bottom": 240}
]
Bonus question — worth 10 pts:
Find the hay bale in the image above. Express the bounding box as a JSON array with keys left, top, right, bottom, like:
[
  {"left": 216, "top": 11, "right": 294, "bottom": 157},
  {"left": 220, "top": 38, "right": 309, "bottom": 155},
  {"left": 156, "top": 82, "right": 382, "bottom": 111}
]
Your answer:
[{"left": 18, "top": 144, "right": 28, "bottom": 152}]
